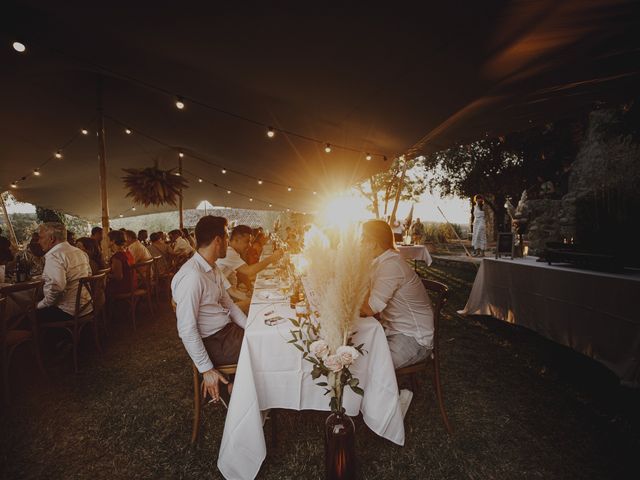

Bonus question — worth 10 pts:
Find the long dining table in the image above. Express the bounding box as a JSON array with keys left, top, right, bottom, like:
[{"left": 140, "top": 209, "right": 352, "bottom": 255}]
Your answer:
[{"left": 217, "top": 249, "right": 405, "bottom": 480}]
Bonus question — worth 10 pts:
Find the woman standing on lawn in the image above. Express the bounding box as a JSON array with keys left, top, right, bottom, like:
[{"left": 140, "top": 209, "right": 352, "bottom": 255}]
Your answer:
[{"left": 472, "top": 194, "right": 487, "bottom": 256}]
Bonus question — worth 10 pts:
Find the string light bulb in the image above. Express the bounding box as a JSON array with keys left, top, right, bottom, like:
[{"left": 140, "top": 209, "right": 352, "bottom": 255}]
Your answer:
[
  {"left": 175, "top": 96, "right": 185, "bottom": 110},
  {"left": 10, "top": 181, "right": 17, "bottom": 189},
  {"left": 324, "top": 143, "right": 331, "bottom": 153},
  {"left": 175, "top": 172, "right": 181, "bottom": 176},
  {"left": 313, "top": 191, "right": 317, "bottom": 195},
  {"left": 33, "top": 169, "right": 40, "bottom": 176},
  {"left": 269, "top": 203, "right": 273, "bottom": 207},
  {"left": 227, "top": 190, "right": 231, "bottom": 194},
  {"left": 12, "top": 41, "right": 26, "bottom": 53},
  {"left": 198, "top": 178, "right": 203, "bottom": 183},
  {"left": 132, "top": 207, "right": 136, "bottom": 211},
  {"left": 258, "top": 179, "right": 263, "bottom": 185},
  {"left": 365, "top": 153, "right": 372, "bottom": 161},
  {"left": 221, "top": 168, "right": 227, "bottom": 174},
  {"left": 125, "top": 128, "right": 132, "bottom": 135},
  {"left": 178, "top": 151, "right": 184, "bottom": 158},
  {"left": 249, "top": 198, "right": 253, "bottom": 202},
  {"left": 267, "top": 126, "right": 275, "bottom": 138},
  {"left": 287, "top": 186, "right": 292, "bottom": 192},
  {"left": 119, "top": 214, "right": 124, "bottom": 218},
  {"left": 54, "top": 150, "right": 63, "bottom": 159},
  {"left": 81, "top": 129, "right": 89, "bottom": 135}
]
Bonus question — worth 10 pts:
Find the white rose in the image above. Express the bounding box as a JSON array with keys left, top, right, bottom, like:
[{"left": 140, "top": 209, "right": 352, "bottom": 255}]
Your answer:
[
  {"left": 323, "top": 354, "right": 344, "bottom": 373},
  {"left": 336, "top": 345, "right": 359, "bottom": 367},
  {"left": 310, "top": 340, "right": 329, "bottom": 358}
]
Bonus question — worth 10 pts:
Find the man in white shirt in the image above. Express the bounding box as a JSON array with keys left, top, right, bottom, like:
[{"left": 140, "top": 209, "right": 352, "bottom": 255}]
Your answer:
[
  {"left": 36, "top": 222, "right": 92, "bottom": 322},
  {"left": 172, "top": 216, "right": 247, "bottom": 404},
  {"left": 216, "top": 224, "right": 283, "bottom": 290},
  {"left": 125, "top": 230, "right": 153, "bottom": 264},
  {"left": 360, "top": 219, "right": 434, "bottom": 369}
]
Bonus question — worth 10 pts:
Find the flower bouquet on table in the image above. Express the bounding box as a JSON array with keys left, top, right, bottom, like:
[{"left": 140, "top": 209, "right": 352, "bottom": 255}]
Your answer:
[{"left": 286, "top": 224, "right": 370, "bottom": 479}]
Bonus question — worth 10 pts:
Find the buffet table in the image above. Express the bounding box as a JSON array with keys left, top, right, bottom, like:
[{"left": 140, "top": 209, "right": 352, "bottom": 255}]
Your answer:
[
  {"left": 217, "top": 260, "right": 405, "bottom": 479},
  {"left": 459, "top": 257, "right": 640, "bottom": 386}
]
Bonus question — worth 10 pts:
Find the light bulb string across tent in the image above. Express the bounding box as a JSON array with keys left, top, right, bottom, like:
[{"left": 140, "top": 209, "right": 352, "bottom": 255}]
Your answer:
[
  {"left": 13, "top": 40, "right": 391, "bottom": 164},
  {"left": 6, "top": 116, "right": 97, "bottom": 190},
  {"left": 104, "top": 114, "right": 314, "bottom": 195}
]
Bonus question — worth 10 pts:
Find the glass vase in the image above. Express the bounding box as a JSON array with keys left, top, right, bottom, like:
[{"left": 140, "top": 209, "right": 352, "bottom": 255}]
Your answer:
[{"left": 324, "top": 410, "right": 356, "bottom": 480}]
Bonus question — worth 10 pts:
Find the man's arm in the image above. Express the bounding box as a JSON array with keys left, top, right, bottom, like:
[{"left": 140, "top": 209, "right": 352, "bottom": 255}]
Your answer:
[
  {"left": 37, "top": 253, "right": 66, "bottom": 309},
  {"left": 219, "top": 275, "right": 247, "bottom": 329},
  {"left": 237, "top": 249, "right": 283, "bottom": 278},
  {"left": 363, "top": 263, "right": 403, "bottom": 316}
]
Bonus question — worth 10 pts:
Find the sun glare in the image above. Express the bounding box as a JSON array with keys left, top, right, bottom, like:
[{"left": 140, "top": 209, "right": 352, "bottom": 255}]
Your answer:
[{"left": 315, "top": 193, "right": 372, "bottom": 232}]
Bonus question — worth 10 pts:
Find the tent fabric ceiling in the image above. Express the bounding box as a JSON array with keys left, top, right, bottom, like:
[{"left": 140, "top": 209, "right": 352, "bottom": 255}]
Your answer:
[{"left": 1, "top": 1, "right": 639, "bottom": 221}]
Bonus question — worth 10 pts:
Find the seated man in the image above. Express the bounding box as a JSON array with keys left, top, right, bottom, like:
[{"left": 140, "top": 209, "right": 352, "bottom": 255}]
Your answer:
[
  {"left": 36, "top": 222, "right": 92, "bottom": 322},
  {"left": 169, "top": 229, "right": 194, "bottom": 258},
  {"left": 147, "top": 232, "right": 171, "bottom": 275},
  {"left": 216, "top": 224, "right": 283, "bottom": 291},
  {"left": 360, "top": 219, "right": 434, "bottom": 369},
  {"left": 172, "top": 216, "right": 247, "bottom": 404},
  {"left": 125, "top": 229, "right": 153, "bottom": 265}
]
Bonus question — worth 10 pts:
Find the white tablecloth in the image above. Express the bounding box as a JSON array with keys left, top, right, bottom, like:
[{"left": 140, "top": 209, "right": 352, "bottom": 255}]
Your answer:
[
  {"left": 460, "top": 257, "right": 640, "bottom": 386},
  {"left": 218, "top": 270, "right": 405, "bottom": 479},
  {"left": 397, "top": 245, "right": 433, "bottom": 266}
]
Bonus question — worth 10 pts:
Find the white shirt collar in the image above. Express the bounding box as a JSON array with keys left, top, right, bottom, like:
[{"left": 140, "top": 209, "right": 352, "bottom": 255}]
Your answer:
[
  {"left": 372, "top": 248, "right": 397, "bottom": 267},
  {"left": 45, "top": 241, "right": 69, "bottom": 257},
  {"left": 193, "top": 251, "right": 213, "bottom": 272}
]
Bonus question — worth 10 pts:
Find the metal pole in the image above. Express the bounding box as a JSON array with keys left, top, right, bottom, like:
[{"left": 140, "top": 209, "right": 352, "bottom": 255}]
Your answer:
[
  {"left": 178, "top": 157, "right": 184, "bottom": 229},
  {"left": 0, "top": 191, "right": 19, "bottom": 247},
  {"left": 97, "top": 77, "right": 110, "bottom": 259}
]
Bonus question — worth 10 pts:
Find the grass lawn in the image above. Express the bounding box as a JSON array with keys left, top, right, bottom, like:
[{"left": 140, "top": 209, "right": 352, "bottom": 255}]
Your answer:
[{"left": 1, "top": 262, "right": 638, "bottom": 479}]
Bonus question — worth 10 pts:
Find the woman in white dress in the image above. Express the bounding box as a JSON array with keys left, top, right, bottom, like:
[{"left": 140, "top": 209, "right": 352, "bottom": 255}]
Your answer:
[{"left": 472, "top": 194, "right": 487, "bottom": 256}]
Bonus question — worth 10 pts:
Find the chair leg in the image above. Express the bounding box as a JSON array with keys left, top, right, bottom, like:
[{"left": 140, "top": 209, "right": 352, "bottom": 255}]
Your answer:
[
  {"left": 432, "top": 362, "right": 453, "bottom": 435},
  {"left": 191, "top": 368, "right": 201, "bottom": 445}
]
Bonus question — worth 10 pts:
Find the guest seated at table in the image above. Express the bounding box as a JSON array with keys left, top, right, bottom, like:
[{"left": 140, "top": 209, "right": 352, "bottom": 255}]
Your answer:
[
  {"left": 25, "top": 232, "right": 45, "bottom": 276},
  {"left": 182, "top": 228, "right": 196, "bottom": 249},
  {"left": 36, "top": 222, "right": 92, "bottom": 323},
  {"left": 148, "top": 232, "right": 172, "bottom": 275},
  {"left": 172, "top": 215, "right": 247, "bottom": 404},
  {"left": 359, "top": 220, "right": 434, "bottom": 369},
  {"left": 244, "top": 229, "right": 267, "bottom": 265},
  {"left": 0, "top": 227, "right": 14, "bottom": 264},
  {"left": 217, "top": 225, "right": 283, "bottom": 290},
  {"left": 169, "top": 229, "right": 194, "bottom": 258},
  {"left": 124, "top": 230, "right": 153, "bottom": 265},
  {"left": 137, "top": 229, "right": 149, "bottom": 246},
  {"left": 76, "top": 237, "right": 105, "bottom": 274},
  {"left": 106, "top": 230, "right": 136, "bottom": 295}
]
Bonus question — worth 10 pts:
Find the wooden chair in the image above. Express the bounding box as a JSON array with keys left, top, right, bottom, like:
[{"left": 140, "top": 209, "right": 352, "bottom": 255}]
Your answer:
[
  {"left": 111, "top": 258, "right": 154, "bottom": 329},
  {"left": 1, "top": 280, "right": 46, "bottom": 403},
  {"left": 151, "top": 255, "right": 172, "bottom": 303},
  {"left": 39, "top": 273, "right": 107, "bottom": 373},
  {"left": 395, "top": 278, "right": 453, "bottom": 434}
]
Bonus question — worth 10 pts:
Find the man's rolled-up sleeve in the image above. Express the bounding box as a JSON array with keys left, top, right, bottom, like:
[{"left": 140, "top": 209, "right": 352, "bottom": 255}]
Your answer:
[{"left": 368, "top": 264, "right": 403, "bottom": 315}]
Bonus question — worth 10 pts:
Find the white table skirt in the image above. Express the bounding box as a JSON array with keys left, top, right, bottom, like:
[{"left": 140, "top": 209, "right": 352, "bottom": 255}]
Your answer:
[
  {"left": 459, "top": 257, "right": 640, "bottom": 386},
  {"left": 397, "top": 245, "right": 433, "bottom": 265},
  {"left": 218, "top": 273, "right": 404, "bottom": 479}
]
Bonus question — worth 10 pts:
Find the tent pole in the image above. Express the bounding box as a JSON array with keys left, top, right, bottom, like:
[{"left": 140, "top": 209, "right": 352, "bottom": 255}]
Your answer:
[
  {"left": 97, "top": 77, "right": 110, "bottom": 258},
  {"left": 179, "top": 157, "right": 184, "bottom": 230},
  {"left": 0, "top": 191, "right": 19, "bottom": 247}
]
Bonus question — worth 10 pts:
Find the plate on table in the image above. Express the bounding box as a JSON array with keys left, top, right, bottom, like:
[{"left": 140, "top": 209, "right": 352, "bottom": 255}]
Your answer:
[{"left": 256, "top": 290, "right": 286, "bottom": 301}]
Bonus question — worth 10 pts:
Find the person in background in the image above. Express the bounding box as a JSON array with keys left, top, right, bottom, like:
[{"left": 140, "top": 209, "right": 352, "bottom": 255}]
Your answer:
[
  {"left": 0, "top": 227, "right": 14, "bottom": 264},
  {"left": 172, "top": 215, "right": 247, "bottom": 404},
  {"left": 359, "top": 219, "right": 434, "bottom": 416},
  {"left": 411, "top": 218, "right": 425, "bottom": 245},
  {"left": 124, "top": 229, "right": 152, "bottom": 265},
  {"left": 169, "top": 229, "right": 194, "bottom": 258},
  {"left": 182, "top": 228, "right": 196, "bottom": 250},
  {"left": 36, "top": 222, "right": 92, "bottom": 323},
  {"left": 25, "top": 231, "right": 45, "bottom": 276},
  {"left": 90, "top": 226, "right": 103, "bottom": 246},
  {"left": 66, "top": 230, "right": 76, "bottom": 245},
  {"left": 471, "top": 194, "right": 487, "bottom": 257},
  {"left": 106, "top": 230, "right": 135, "bottom": 295},
  {"left": 137, "top": 229, "right": 149, "bottom": 246},
  {"left": 76, "top": 237, "right": 105, "bottom": 274},
  {"left": 390, "top": 218, "right": 403, "bottom": 243},
  {"left": 217, "top": 225, "right": 282, "bottom": 290},
  {"left": 244, "top": 229, "right": 268, "bottom": 265},
  {"left": 148, "top": 231, "right": 171, "bottom": 275}
]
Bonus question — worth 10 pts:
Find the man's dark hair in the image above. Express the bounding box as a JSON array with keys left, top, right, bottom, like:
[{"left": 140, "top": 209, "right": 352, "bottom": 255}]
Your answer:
[
  {"left": 168, "top": 229, "right": 182, "bottom": 237},
  {"left": 124, "top": 230, "right": 137, "bottom": 241},
  {"left": 149, "top": 232, "right": 161, "bottom": 242},
  {"left": 91, "top": 226, "right": 103, "bottom": 236},
  {"left": 230, "top": 224, "right": 252, "bottom": 241},
  {"left": 195, "top": 216, "right": 228, "bottom": 248},
  {"left": 108, "top": 230, "right": 126, "bottom": 246},
  {"left": 138, "top": 229, "right": 148, "bottom": 241}
]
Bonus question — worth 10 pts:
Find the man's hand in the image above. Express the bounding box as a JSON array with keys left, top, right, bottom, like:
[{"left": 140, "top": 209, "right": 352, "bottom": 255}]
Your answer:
[{"left": 201, "top": 368, "right": 229, "bottom": 402}]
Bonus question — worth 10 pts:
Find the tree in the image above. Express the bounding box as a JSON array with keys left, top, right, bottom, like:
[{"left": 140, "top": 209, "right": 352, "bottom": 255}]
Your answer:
[
  {"left": 356, "top": 157, "right": 428, "bottom": 221},
  {"left": 35, "top": 206, "right": 65, "bottom": 224},
  {"left": 422, "top": 118, "right": 585, "bottom": 238}
]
